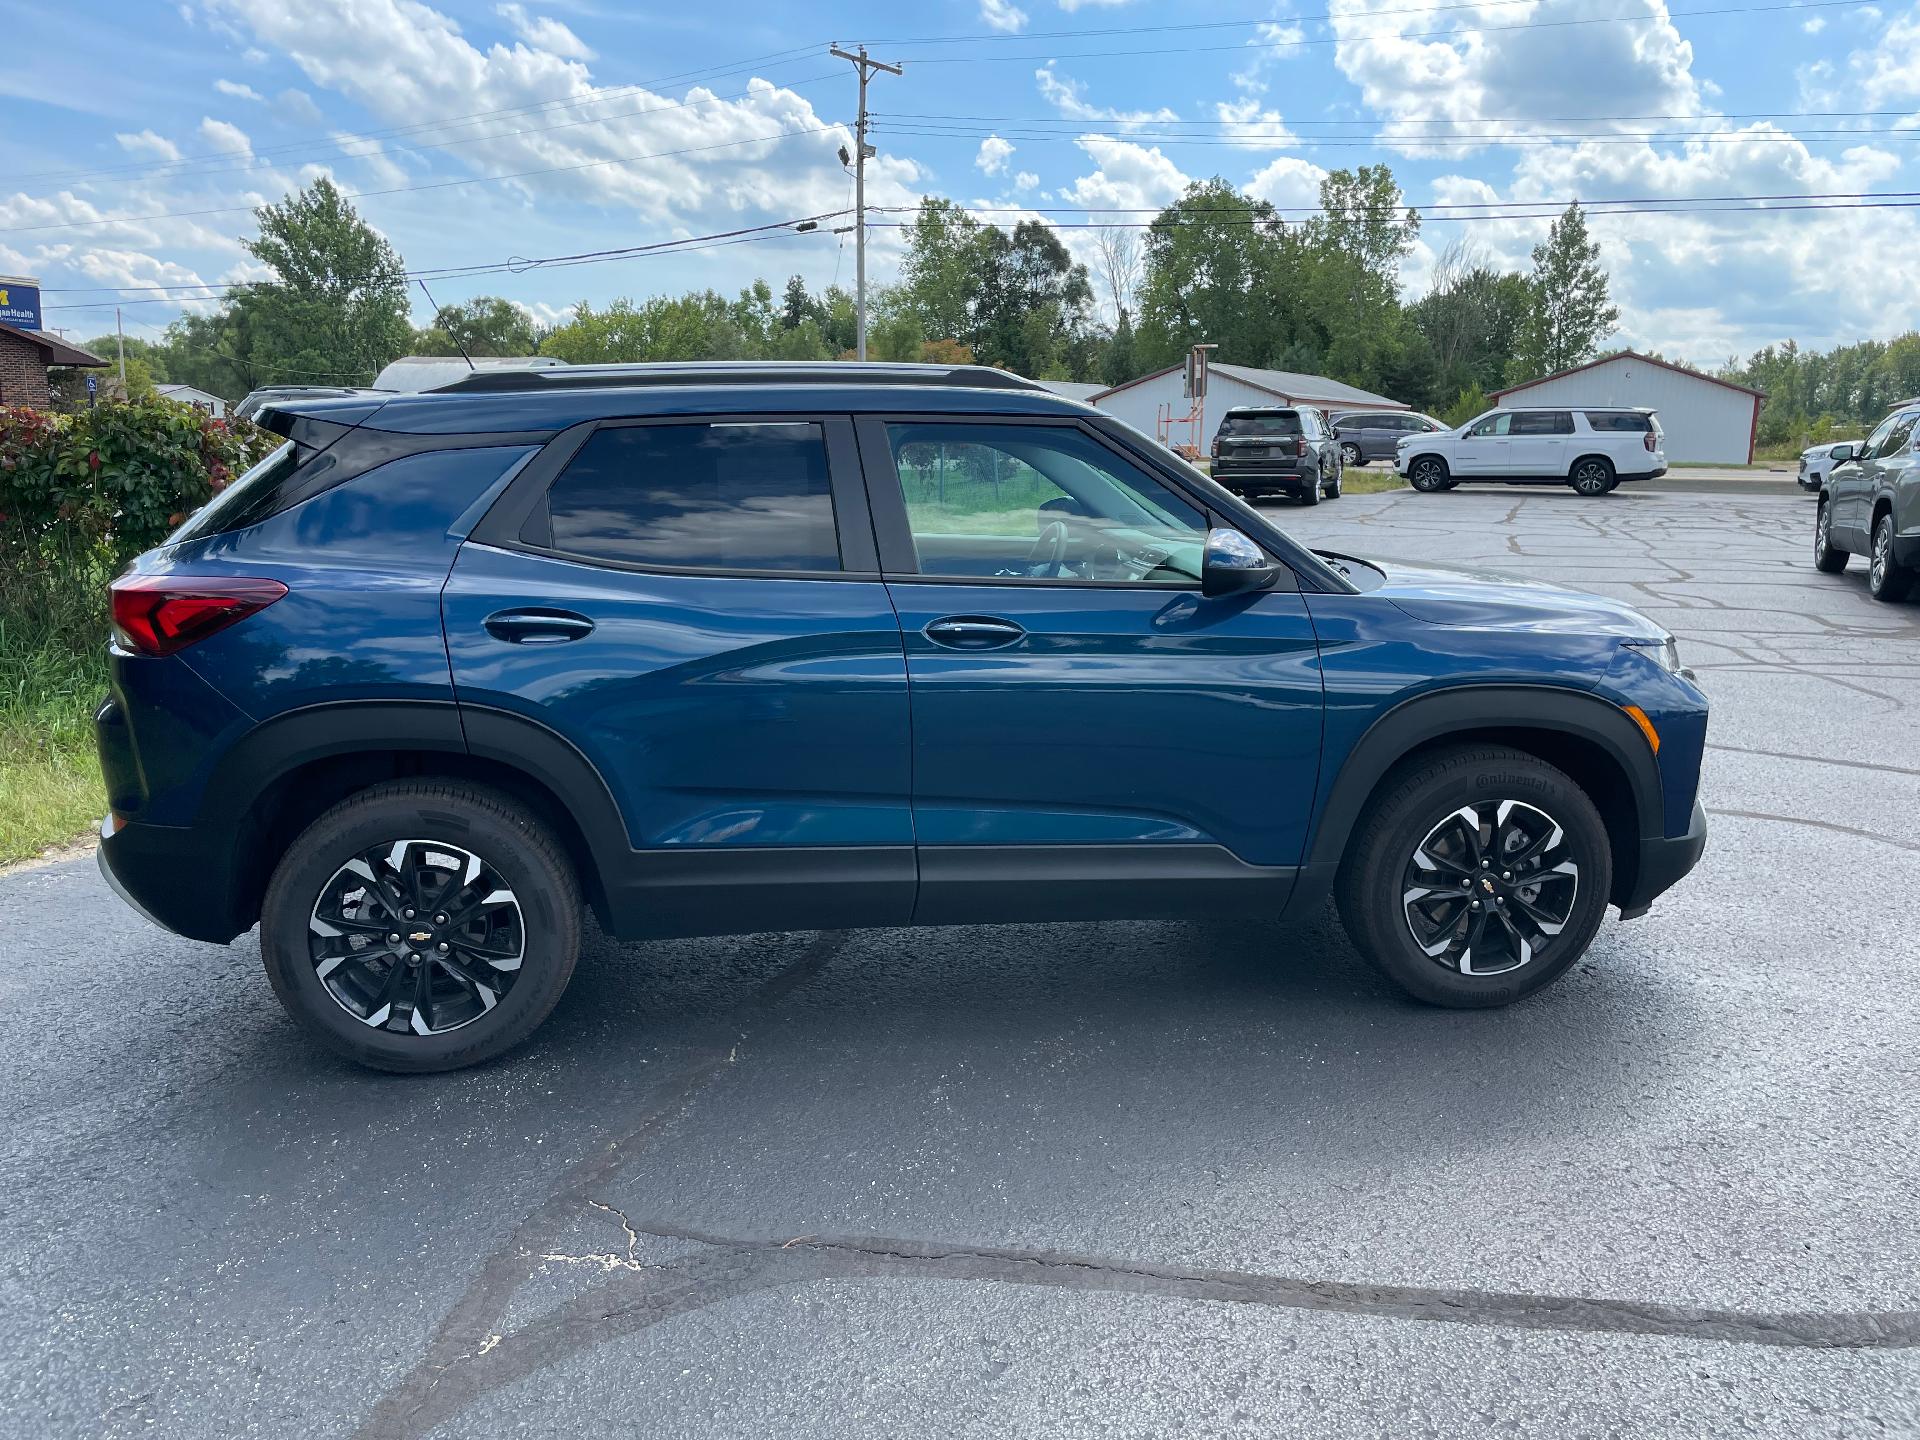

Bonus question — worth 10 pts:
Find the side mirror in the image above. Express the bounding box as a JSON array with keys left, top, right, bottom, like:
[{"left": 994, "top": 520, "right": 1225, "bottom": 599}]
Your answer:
[
  {"left": 1832, "top": 443, "right": 1856, "bottom": 462},
  {"left": 1202, "top": 527, "right": 1279, "bottom": 598}
]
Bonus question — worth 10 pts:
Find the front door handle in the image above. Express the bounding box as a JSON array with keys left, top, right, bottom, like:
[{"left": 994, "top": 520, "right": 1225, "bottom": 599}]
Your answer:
[
  {"left": 924, "top": 615, "right": 1026, "bottom": 650},
  {"left": 484, "top": 608, "right": 596, "bottom": 644}
]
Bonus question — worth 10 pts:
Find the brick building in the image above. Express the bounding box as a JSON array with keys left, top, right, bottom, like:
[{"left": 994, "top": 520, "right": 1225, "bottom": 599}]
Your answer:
[{"left": 0, "top": 320, "right": 108, "bottom": 409}]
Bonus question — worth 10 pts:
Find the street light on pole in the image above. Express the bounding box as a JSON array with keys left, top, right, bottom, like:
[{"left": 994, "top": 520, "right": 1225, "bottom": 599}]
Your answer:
[{"left": 829, "top": 44, "right": 901, "bottom": 363}]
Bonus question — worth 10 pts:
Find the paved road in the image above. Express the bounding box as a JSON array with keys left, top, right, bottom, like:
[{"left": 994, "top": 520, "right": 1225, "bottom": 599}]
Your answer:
[{"left": 5, "top": 487, "right": 1919, "bottom": 1438}]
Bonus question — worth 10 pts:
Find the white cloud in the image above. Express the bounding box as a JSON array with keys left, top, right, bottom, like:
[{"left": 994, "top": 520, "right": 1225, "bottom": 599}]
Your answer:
[
  {"left": 116, "top": 130, "right": 183, "bottom": 162},
  {"left": 274, "top": 88, "right": 325, "bottom": 125},
  {"left": 1058, "top": 135, "right": 1191, "bottom": 212},
  {"left": 1013, "top": 170, "right": 1040, "bottom": 192},
  {"left": 201, "top": 0, "right": 920, "bottom": 257},
  {"left": 214, "top": 78, "right": 265, "bottom": 102},
  {"left": 1245, "top": 154, "right": 1326, "bottom": 212},
  {"left": 1832, "top": 2, "right": 1920, "bottom": 105},
  {"left": 1329, "top": 0, "right": 1699, "bottom": 155},
  {"left": 495, "top": 3, "right": 595, "bottom": 61},
  {"left": 976, "top": 135, "right": 1015, "bottom": 176},
  {"left": 1212, "top": 98, "right": 1298, "bottom": 150},
  {"left": 1036, "top": 64, "right": 1178, "bottom": 128},
  {"left": 198, "top": 117, "right": 253, "bottom": 159},
  {"left": 979, "top": 0, "right": 1028, "bottom": 32},
  {"left": 1802, "top": 14, "right": 1826, "bottom": 31},
  {"left": 1058, "top": 0, "right": 1138, "bottom": 8},
  {"left": 1233, "top": 19, "right": 1308, "bottom": 93}
]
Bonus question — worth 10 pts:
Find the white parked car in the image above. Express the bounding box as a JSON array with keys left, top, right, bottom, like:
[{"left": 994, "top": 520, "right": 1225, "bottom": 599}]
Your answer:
[
  {"left": 1397, "top": 406, "right": 1668, "bottom": 497},
  {"left": 1798, "top": 439, "right": 1863, "bottom": 491}
]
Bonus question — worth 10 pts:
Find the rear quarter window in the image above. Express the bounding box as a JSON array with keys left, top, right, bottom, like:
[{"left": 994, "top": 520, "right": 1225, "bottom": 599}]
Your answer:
[{"left": 1585, "top": 412, "right": 1652, "bottom": 433}]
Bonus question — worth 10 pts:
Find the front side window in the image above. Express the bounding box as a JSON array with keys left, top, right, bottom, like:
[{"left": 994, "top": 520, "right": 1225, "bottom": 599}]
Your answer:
[
  {"left": 1860, "top": 414, "right": 1900, "bottom": 462},
  {"left": 885, "top": 422, "right": 1210, "bottom": 585},
  {"left": 544, "top": 421, "right": 839, "bottom": 572},
  {"left": 1468, "top": 413, "right": 1512, "bottom": 438},
  {"left": 1880, "top": 413, "right": 1920, "bottom": 459}
]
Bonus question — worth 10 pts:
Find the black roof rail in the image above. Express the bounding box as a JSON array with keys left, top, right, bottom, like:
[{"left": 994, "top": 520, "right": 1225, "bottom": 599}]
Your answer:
[{"left": 428, "top": 360, "right": 1054, "bottom": 395}]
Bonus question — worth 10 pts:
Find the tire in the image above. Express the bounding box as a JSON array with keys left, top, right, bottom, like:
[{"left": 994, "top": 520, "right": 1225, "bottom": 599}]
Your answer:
[
  {"left": 1325, "top": 466, "right": 1343, "bottom": 499},
  {"left": 1335, "top": 744, "right": 1612, "bottom": 1009},
  {"left": 1868, "top": 510, "right": 1913, "bottom": 602},
  {"left": 260, "top": 779, "right": 582, "bottom": 1073},
  {"left": 1813, "top": 499, "right": 1848, "bottom": 573},
  {"left": 1340, "top": 442, "right": 1363, "bottom": 468},
  {"left": 1297, "top": 478, "right": 1321, "bottom": 506},
  {"left": 1408, "top": 456, "right": 1450, "bottom": 493},
  {"left": 1569, "top": 456, "right": 1616, "bottom": 497}
]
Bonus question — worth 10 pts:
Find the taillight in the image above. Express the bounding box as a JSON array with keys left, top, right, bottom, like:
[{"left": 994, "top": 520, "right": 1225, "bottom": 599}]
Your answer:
[
  {"left": 1644, "top": 431, "right": 1657, "bottom": 452},
  {"left": 1297, "top": 435, "right": 1308, "bottom": 457},
  {"left": 110, "top": 575, "right": 288, "bottom": 657}
]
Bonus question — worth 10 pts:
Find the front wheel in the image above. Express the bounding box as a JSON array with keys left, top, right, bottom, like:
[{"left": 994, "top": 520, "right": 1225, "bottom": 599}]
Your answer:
[
  {"left": 260, "top": 779, "right": 582, "bottom": 1072},
  {"left": 1325, "top": 466, "right": 1343, "bottom": 499},
  {"left": 1408, "top": 456, "right": 1450, "bottom": 493},
  {"left": 1336, "top": 745, "right": 1612, "bottom": 1008},
  {"left": 1813, "top": 500, "right": 1848, "bottom": 573},
  {"left": 1869, "top": 511, "right": 1913, "bottom": 601}
]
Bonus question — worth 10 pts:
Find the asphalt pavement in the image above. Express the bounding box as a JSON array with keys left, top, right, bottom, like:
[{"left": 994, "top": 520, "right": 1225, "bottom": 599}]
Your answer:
[{"left": 4, "top": 482, "right": 1919, "bottom": 1438}]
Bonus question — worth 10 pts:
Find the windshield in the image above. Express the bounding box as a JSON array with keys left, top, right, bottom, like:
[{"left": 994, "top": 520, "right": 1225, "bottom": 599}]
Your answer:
[{"left": 1220, "top": 414, "right": 1301, "bottom": 437}]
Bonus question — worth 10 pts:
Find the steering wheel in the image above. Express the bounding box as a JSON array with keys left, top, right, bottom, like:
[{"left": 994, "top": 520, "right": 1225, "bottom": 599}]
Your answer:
[{"left": 1026, "top": 519, "right": 1070, "bottom": 578}]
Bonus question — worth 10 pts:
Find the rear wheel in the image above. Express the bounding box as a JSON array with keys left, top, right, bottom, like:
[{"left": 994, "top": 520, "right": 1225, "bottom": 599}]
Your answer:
[
  {"left": 1813, "top": 500, "right": 1848, "bottom": 573},
  {"left": 1297, "top": 478, "right": 1321, "bottom": 507},
  {"left": 1341, "top": 442, "right": 1363, "bottom": 468},
  {"left": 1336, "top": 745, "right": 1612, "bottom": 1008},
  {"left": 260, "top": 780, "right": 581, "bottom": 1072},
  {"left": 1570, "top": 457, "right": 1616, "bottom": 496},
  {"left": 1868, "top": 511, "right": 1913, "bottom": 601},
  {"left": 1408, "top": 456, "right": 1450, "bottom": 492}
]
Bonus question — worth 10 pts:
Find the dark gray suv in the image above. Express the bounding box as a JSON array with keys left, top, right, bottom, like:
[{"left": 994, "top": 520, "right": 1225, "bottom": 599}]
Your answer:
[
  {"left": 1209, "top": 406, "right": 1343, "bottom": 505},
  {"left": 1329, "top": 410, "right": 1447, "bottom": 467},
  {"left": 1814, "top": 401, "right": 1920, "bottom": 600}
]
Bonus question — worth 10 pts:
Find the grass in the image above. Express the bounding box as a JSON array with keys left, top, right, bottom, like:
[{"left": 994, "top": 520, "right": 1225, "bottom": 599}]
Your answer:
[
  {"left": 1339, "top": 470, "right": 1410, "bottom": 494},
  {"left": 0, "top": 627, "right": 106, "bottom": 865}
]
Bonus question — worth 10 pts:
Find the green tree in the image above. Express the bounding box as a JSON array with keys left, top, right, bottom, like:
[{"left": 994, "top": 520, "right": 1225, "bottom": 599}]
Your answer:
[
  {"left": 1410, "top": 238, "right": 1531, "bottom": 402},
  {"left": 1508, "top": 202, "right": 1618, "bottom": 382},
  {"left": 1444, "top": 381, "right": 1491, "bottom": 428},
  {"left": 413, "top": 296, "right": 541, "bottom": 357},
  {"left": 1135, "top": 179, "right": 1291, "bottom": 371}
]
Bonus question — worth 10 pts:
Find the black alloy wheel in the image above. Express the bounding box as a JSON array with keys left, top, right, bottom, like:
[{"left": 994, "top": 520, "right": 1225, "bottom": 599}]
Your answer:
[
  {"left": 1869, "top": 511, "right": 1913, "bottom": 601},
  {"left": 1400, "top": 800, "right": 1579, "bottom": 977},
  {"left": 1409, "top": 456, "right": 1450, "bottom": 492},
  {"left": 1570, "top": 458, "right": 1616, "bottom": 496}
]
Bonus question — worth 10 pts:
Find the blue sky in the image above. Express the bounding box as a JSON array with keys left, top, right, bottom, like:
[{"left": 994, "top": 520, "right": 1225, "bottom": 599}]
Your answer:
[{"left": 4, "top": 0, "right": 1917, "bottom": 367}]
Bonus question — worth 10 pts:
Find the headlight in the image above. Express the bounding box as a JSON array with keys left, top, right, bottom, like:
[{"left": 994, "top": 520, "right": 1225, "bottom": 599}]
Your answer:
[{"left": 1625, "top": 636, "right": 1690, "bottom": 679}]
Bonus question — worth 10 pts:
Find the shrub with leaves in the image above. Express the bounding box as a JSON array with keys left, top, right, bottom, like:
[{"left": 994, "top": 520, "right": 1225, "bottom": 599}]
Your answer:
[{"left": 0, "top": 399, "right": 278, "bottom": 648}]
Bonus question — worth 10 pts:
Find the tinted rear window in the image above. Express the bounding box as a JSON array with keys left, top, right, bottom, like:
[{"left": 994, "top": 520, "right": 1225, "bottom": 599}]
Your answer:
[
  {"left": 1585, "top": 411, "right": 1652, "bottom": 432},
  {"left": 167, "top": 442, "right": 311, "bottom": 543},
  {"left": 1512, "top": 411, "right": 1574, "bottom": 435},
  {"left": 545, "top": 421, "right": 840, "bottom": 572},
  {"left": 1220, "top": 413, "right": 1302, "bottom": 437}
]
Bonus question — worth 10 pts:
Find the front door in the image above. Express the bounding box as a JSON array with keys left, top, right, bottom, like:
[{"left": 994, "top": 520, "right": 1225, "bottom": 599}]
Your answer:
[
  {"left": 1835, "top": 412, "right": 1899, "bottom": 547},
  {"left": 445, "top": 413, "right": 914, "bottom": 933},
  {"left": 856, "top": 416, "right": 1324, "bottom": 923},
  {"left": 1455, "top": 411, "right": 1514, "bottom": 474}
]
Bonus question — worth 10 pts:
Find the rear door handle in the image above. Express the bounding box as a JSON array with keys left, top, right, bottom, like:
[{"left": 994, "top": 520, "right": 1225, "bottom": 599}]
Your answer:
[
  {"left": 924, "top": 615, "right": 1026, "bottom": 650},
  {"left": 484, "top": 608, "right": 596, "bottom": 644}
]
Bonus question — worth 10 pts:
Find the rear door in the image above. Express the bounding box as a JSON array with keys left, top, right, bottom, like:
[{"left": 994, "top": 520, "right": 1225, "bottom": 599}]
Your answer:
[
  {"left": 857, "top": 415, "right": 1324, "bottom": 923},
  {"left": 1508, "top": 410, "right": 1572, "bottom": 477},
  {"left": 445, "top": 413, "right": 914, "bottom": 932},
  {"left": 1454, "top": 411, "right": 1514, "bottom": 474}
]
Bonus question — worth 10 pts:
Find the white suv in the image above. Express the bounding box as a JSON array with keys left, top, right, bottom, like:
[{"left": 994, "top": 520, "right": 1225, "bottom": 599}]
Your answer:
[{"left": 1397, "top": 407, "right": 1667, "bottom": 497}]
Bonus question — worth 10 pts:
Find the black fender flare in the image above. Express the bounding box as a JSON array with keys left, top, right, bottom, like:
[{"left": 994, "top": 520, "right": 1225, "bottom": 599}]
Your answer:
[
  {"left": 195, "top": 699, "right": 632, "bottom": 931},
  {"left": 1301, "top": 683, "right": 1661, "bottom": 877}
]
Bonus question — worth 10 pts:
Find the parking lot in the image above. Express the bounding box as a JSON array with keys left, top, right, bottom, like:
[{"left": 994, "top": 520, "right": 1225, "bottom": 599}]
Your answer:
[{"left": 4, "top": 483, "right": 1919, "bottom": 1438}]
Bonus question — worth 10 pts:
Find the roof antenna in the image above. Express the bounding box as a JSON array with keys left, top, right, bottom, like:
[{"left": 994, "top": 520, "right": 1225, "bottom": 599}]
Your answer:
[{"left": 415, "top": 278, "right": 475, "bottom": 371}]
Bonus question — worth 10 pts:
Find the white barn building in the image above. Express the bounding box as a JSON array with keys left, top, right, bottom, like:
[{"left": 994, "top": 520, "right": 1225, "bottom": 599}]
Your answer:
[
  {"left": 1091, "top": 363, "right": 1408, "bottom": 453},
  {"left": 1491, "top": 351, "right": 1766, "bottom": 465}
]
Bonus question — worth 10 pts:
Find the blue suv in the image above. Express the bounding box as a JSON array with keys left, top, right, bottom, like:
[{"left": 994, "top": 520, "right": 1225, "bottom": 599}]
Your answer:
[{"left": 95, "top": 363, "right": 1708, "bottom": 1071}]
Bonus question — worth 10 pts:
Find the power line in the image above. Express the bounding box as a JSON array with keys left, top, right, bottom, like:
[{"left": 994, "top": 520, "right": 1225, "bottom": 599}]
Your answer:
[
  {"left": 868, "top": 196, "right": 1920, "bottom": 228},
  {"left": 877, "top": 106, "right": 1920, "bottom": 129},
  {"left": 15, "top": 73, "right": 846, "bottom": 195},
  {"left": 3, "top": 44, "right": 836, "bottom": 188},
  {"left": 873, "top": 189, "right": 1920, "bottom": 217},
  {"left": 888, "top": 0, "right": 1875, "bottom": 66},
  {"left": 38, "top": 210, "right": 852, "bottom": 313},
  {"left": 2, "top": 125, "right": 848, "bottom": 238},
  {"left": 876, "top": 121, "right": 1920, "bottom": 149}
]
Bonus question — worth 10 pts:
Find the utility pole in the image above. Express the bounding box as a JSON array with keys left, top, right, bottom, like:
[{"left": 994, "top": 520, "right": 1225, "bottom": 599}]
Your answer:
[{"left": 829, "top": 44, "right": 901, "bottom": 362}]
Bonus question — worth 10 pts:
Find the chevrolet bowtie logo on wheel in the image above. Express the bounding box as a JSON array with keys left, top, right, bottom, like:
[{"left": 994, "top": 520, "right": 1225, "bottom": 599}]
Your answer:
[
  {"left": 1481, "top": 878, "right": 1496, "bottom": 894},
  {"left": 409, "top": 931, "right": 432, "bottom": 943}
]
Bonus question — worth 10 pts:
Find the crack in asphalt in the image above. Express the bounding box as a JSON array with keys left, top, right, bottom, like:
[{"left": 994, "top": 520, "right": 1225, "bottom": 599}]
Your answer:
[{"left": 356, "top": 1211, "right": 1920, "bottom": 1438}]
